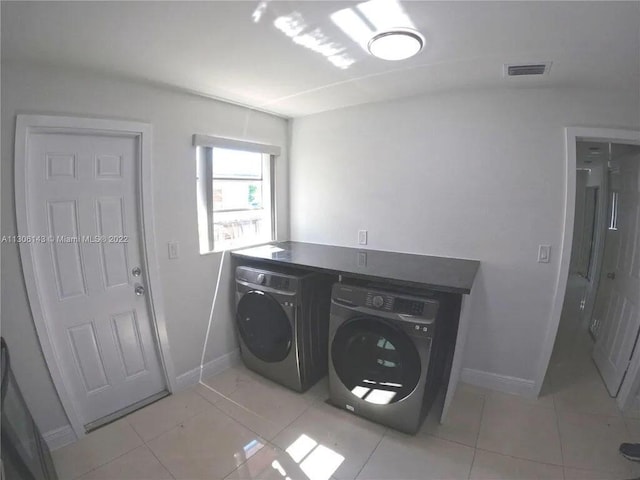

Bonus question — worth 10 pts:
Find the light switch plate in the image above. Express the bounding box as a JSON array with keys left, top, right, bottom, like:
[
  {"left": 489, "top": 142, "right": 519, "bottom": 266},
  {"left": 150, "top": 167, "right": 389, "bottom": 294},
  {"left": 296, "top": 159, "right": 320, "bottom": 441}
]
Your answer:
[
  {"left": 358, "top": 230, "right": 368, "bottom": 245},
  {"left": 168, "top": 241, "right": 180, "bottom": 259},
  {"left": 538, "top": 245, "right": 551, "bottom": 263}
]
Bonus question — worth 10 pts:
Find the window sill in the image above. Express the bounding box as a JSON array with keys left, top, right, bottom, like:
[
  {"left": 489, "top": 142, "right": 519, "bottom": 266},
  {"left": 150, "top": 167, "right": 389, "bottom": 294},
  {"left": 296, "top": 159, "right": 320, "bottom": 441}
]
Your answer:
[{"left": 200, "top": 239, "right": 275, "bottom": 256}]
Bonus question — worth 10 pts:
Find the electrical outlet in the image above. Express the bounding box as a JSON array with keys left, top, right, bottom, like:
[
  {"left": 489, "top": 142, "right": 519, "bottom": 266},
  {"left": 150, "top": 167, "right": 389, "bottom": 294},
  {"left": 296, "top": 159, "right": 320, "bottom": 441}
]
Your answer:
[
  {"left": 358, "top": 230, "right": 368, "bottom": 245},
  {"left": 537, "top": 245, "right": 551, "bottom": 263},
  {"left": 168, "top": 241, "right": 180, "bottom": 259}
]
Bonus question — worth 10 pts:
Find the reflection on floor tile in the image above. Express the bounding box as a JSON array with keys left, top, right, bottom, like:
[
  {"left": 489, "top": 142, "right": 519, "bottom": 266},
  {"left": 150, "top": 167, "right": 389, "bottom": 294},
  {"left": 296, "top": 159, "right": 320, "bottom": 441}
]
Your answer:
[
  {"left": 469, "top": 449, "right": 564, "bottom": 480},
  {"left": 356, "top": 431, "right": 474, "bottom": 480},
  {"left": 77, "top": 445, "right": 173, "bottom": 480},
  {"left": 272, "top": 401, "right": 385, "bottom": 479},
  {"left": 52, "top": 419, "right": 143, "bottom": 480},
  {"left": 147, "top": 403, "right": 266, "bottom": 479},
  {"left": 225, "top": 442, "right": 340, "bottom": 480}
]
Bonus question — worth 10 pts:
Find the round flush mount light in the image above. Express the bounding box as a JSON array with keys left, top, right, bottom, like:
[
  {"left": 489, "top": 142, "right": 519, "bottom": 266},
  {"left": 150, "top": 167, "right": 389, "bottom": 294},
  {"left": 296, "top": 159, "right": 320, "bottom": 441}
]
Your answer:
[{"left": 367, "top": 29, "right": 425, "bottom": 61}]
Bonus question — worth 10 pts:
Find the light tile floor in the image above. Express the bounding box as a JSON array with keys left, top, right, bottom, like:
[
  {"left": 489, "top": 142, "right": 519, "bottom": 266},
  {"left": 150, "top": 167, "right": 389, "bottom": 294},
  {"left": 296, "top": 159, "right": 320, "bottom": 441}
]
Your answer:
[
  {"left": 52, "top": 279, "right": 638, "bottom": 479},
  {"left": 52, "top": 355, "right": 638, "bottom": 480}
]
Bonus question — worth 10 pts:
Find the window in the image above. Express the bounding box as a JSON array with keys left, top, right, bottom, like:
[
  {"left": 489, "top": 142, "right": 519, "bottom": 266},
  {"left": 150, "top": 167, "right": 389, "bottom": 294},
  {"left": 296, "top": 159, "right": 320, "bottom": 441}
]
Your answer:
[{"left": 195, "top": 135, "right": 278, "bottom": 253}]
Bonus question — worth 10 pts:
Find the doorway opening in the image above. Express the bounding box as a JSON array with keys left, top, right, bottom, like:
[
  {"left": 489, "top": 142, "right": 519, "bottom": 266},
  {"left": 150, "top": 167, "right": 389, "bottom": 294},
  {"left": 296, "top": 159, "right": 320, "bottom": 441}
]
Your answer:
[{"left": 544, "top": 138, "right": 640, "bottom": 414}]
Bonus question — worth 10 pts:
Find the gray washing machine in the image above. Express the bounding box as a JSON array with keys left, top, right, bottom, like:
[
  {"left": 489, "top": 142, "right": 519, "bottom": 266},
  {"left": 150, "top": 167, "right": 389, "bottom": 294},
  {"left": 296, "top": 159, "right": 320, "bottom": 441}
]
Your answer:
[
  {"left": 235, "top": 265, "right": 332, "bottom": 392},
  {"left": 328, "top": 282, "right": 446, "bottom": 433}
]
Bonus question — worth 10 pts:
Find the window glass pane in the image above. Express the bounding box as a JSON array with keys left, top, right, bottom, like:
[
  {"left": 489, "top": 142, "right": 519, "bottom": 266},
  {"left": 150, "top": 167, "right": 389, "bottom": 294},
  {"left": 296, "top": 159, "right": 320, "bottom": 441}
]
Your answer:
[
  {"left": 212, "top": 148, "right": 262, "bottom": 179},
  {"left": 213, "top": 180, "right": 262, "bottom": 211},
  {"left": 196, "top": 145, "right": 274, "bottom": 254},
  {"left": 213, "top": 210, "right": 271, "bottom": 251}
]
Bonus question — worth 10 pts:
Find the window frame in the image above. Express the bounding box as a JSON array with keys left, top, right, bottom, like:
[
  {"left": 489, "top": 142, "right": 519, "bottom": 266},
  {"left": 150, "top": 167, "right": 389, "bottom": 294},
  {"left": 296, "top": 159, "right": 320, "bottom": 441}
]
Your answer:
[{"left": 194, "top": 135, "right": 280, "bottom": 254}]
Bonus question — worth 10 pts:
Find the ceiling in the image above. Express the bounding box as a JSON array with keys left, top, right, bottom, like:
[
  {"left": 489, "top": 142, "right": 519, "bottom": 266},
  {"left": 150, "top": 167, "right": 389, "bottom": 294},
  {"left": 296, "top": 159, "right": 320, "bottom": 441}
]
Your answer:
[{"left": 2, "top": 1, "right": 639, "bottom": 118}]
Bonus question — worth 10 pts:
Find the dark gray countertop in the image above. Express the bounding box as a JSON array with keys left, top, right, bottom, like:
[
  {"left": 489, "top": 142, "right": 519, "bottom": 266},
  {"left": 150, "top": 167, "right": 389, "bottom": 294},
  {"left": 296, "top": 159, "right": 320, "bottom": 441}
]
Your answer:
[{"left": 231, "top": 241, "right": 480, "bottom": 294}]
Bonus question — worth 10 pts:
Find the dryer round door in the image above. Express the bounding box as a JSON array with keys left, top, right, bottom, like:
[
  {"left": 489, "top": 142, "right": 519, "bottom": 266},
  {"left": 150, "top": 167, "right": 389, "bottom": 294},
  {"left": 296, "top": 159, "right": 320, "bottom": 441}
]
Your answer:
[
  {"left": 236, "top": 290, "right": 292, "bottom": 363},
  {"left": 331, "top": 316, "right": 421, "bottom": 405}
]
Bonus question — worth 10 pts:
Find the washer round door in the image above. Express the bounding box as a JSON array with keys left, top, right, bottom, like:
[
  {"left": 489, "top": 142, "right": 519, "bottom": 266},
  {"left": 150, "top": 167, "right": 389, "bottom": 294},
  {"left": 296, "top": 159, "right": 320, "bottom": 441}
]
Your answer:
[
  {"left": 331, "top": 316, "right": 421, "bottom": 405},
  {"left": 236, "top": 290, "right": 292, "bottom": 363}
]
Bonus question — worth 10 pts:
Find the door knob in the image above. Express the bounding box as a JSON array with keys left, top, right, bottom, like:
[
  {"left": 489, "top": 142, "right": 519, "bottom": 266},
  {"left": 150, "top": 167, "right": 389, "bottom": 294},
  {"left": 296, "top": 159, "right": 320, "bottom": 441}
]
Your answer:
[
  {"left": 607, "top": 272, "right": 616, "bottom": 280},
  {"left": 132, "top": 266, "right": 142, "bottom": 277},
  {"left": 135, "top": 284, "right": 145, "bottom": 296}
]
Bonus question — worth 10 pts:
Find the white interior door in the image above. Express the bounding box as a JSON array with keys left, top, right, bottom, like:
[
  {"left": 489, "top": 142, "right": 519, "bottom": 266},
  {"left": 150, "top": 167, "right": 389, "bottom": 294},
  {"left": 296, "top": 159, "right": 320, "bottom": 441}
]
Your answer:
[
  {"left": 26, "top": 131, "right": 166, "bottom": 427},
  {"left": 593, "top": 152, "right": 640, "bottom": 396}
]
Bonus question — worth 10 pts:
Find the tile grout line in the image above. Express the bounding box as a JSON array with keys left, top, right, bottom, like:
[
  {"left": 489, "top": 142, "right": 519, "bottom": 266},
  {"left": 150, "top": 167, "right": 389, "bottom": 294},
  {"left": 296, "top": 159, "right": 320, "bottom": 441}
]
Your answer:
[
  {"left": 550, "top": 383, "right": 568, "bottom": 480},
  {"left": 136, "top": 389, "right": 214, "bottom": 480},
  {"left": 212, "top": 390, "right": 324, "bottom": 478},
  {"left": 141, "top": 442, "right": 177, "bottom": 480},
  {"left": 142, "top": 379, "right": 257, "bottom": 480},
  {"left": 473, "top": 390, "right": 567, "bottom": 469},
  {"left": 195, "top": 369, "right": 250, "bottom": 406},
  {"left": 123, "top": 415, "right": 145, "bottom": 443},
  {"left": 352, "top": 427, "right": 388, "bottom": 480},
  {"left": 467, "top": 390, "right": 488, "bottom": 480},
  {"left": 474, "top": 446, "right": 570, "bottom": 469},
  {"left": 210, "top": 385, "right": 316, "bottom": 440},
  {"left": 65, "top": 419, "right": 146, "bottom": 480},
  {"left": 131, "top": 388, "right": 217, "bottom": 444}
]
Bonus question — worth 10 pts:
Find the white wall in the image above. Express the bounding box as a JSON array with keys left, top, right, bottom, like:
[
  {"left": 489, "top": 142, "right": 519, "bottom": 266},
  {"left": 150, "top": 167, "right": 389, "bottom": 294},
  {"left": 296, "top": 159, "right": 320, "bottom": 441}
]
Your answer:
[
  {"left": 1, "top": 61, "right": 289, "bottom": 437},
  {"left": 289, "top": 87, "right": 639, "bottom": 389}
]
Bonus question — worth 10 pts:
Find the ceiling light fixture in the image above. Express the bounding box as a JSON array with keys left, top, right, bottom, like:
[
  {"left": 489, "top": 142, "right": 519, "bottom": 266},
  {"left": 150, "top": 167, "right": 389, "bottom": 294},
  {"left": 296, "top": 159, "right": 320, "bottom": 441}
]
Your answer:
[{"left": 367, "top": 29, "right": 424, "bottom": 60}]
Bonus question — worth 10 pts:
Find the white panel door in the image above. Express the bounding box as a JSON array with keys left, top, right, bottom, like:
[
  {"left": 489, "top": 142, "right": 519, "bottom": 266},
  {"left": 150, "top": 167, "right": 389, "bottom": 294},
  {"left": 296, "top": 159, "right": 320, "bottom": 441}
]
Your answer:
[
  {"left": 593, "top": 153, "right": 640, "bottom": 396},
  {"left": 27, "top": 132, "right": 166, "bottom": 426}
]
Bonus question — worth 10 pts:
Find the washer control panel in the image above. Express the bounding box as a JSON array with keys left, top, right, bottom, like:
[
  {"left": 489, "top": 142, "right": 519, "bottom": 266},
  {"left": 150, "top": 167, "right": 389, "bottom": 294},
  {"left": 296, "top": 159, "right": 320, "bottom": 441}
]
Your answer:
[
  {"left": 333, "top": 284, "right": 440, "bottom": 325},
  {"left": 363, "top": 290, "right": 438, "bottom": 320}
]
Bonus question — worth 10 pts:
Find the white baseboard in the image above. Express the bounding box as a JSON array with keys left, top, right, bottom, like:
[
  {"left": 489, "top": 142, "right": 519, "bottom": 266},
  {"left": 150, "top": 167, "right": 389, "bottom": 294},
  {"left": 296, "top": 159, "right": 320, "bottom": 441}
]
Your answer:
[
  {"left": 461, "top": 367, "right": 537, "bottom": 398},
  {"left": 43, "top": 424, "right": 76, "bottom": 451},
  {"left": 175, "top": 349, "right": 241, "bottom": 391}
]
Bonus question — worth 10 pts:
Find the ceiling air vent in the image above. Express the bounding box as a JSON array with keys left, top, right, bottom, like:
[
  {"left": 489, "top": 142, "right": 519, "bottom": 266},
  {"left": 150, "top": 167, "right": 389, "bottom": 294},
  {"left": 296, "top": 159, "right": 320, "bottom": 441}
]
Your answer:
[{"left": 504, "top": 62, "right": 551, "bottom": 77}]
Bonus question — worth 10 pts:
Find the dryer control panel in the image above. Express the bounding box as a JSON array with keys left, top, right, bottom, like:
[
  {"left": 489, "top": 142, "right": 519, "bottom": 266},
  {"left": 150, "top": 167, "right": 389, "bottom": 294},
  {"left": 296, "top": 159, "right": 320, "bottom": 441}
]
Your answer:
[{"left": 236, "top": 266, "right": 298, "bottom": 293}]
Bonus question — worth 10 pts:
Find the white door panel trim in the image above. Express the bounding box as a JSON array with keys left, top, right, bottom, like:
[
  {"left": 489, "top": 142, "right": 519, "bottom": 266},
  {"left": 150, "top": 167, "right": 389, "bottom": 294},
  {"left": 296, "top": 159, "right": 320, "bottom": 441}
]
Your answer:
[
  {"left": 535, "top": 126, "right": 640, "bottom": 405},
  {"left": 15, "top": 114, "right": 177, "bottom": 439}
]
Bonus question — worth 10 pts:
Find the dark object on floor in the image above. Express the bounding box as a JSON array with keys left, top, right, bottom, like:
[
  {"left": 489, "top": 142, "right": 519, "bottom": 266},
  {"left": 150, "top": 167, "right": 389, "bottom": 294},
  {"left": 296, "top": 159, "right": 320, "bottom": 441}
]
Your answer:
[{"left": 620, "top": 442, "right": 640, "bottom": 462}]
